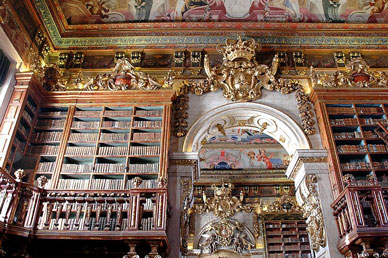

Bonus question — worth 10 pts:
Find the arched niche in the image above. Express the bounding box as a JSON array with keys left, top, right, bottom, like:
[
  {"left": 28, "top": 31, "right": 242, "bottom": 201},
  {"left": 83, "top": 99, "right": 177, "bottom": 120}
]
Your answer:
[{"left": 183, "top": 102, "right": 311, "bottom": 155}]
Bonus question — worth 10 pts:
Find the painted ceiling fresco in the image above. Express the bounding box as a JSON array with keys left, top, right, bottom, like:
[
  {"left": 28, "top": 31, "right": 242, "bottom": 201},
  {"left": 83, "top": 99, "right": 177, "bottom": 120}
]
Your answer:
[{"left": 59, "top": 0, "right": 387, "bottom": 24}]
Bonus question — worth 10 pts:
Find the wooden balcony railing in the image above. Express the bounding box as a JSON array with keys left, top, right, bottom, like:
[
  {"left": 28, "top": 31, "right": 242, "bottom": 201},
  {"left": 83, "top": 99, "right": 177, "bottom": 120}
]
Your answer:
[
  {"left": 332, "top": 182, "right": 388, "bottom": 253},
  {"left": 0, "top": 168, "right": 167, "bottom": 243}
]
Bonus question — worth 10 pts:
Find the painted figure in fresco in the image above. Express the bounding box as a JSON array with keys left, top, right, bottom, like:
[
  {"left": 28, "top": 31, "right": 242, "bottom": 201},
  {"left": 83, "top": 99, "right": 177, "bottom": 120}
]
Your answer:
[
  {"left": 256, "top": 150, "right": 274, "bottom": 169},
  {"left": 368, "top": 0, "right": 388, "bottom": 22},
  {"left": 134, "top": 0, "right": 147, "bottom": 20}
]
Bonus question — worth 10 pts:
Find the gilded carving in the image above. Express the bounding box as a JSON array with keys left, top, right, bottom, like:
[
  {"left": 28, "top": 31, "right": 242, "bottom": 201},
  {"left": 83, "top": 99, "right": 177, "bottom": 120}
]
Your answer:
[
  {"left": 198, "top": 219, "right": 254, "bottom": 255},
  {"left": 36, "top": 176, "right": 48, "bottom": 188},
  {"left": 180, "top": 177, "right": 193, "bottom": 255},
  {"left": 261, "top": 191, "right": 301, "bottom": 214},
  {"left": 34, "top": 57, "right": 174, "bottom": 92},
  {"left": 299, "top": 175, "right": 326, "bottom": 251},
  {"left": 14, "top": 169, "right": 25, "bottom": 182},
  {"left": 171, "top": 38, "right": 316, "bottom": 137},
  {"left": 172, "top": 83, "right": 189, "bottom": 137},
  {"left": 84, "top": 58, "right": 167, "bottom": 91},
  {"left": 193, "top": 182, "right": 253, "bottom": 218},
  {"left": 311, "top": 57, "right": 388, "bottom": 88},
  {"left": 204, "top": 37, "right": 279, "bottom": 102}
]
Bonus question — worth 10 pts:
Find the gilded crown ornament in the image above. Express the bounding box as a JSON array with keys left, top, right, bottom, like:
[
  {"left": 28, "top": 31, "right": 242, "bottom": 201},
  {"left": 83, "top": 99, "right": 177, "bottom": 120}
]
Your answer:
[
  {"left": 204, "top": 36, "right": 279, "bottom": 102},
  {"left": 194, "top": 182, "right": 253, "bottom": 218},
  {"left": 217, "top": 37, "right": 261, "bottom": 61}
]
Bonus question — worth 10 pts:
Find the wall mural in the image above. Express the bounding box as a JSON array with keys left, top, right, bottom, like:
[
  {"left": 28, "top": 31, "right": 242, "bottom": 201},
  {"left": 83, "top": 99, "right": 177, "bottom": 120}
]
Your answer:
[
  {"left": 207, "top": 129, "right": 279, "bottom": 144},
  {"left": 200, "top": 147, "right": 289, "bottom": 170},
  {"left": 58, "top": 0, "right": 388, "bottom": 24},
  {"left": 200, "top": 130, "right": 289, "bottom": 170}
]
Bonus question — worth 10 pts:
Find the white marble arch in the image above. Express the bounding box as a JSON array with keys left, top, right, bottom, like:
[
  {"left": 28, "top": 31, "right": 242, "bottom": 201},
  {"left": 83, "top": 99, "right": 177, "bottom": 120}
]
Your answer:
[{"left": 183, "top": 102, "right": 311, "bottom": 155}]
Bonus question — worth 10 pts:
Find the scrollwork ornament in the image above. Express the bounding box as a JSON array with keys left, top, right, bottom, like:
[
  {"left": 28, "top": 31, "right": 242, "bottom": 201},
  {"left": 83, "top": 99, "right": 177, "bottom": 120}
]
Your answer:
[
  {"left": 311, "top": 57, "right": 388, "bottom": 88},
  {"left": 193, "top": 182, "right": 254, "bottom": 218},
  {"left": 173, "top": 84, "right": 189, "bottom": 137},
  {"left": 198, "top": 219, "right": 254, "bottom": 255},
  {"left": 180, "top": 177, "right": 193, "bottom": 255},
  {"left": 299, "top": 174, "right": 326, "bottom": 251},
  {"left": 204, "top": 36, "right": 279, "bottom": 102},
  {"left": 84, "top": 58, "right": 165, "bottom": 91}
]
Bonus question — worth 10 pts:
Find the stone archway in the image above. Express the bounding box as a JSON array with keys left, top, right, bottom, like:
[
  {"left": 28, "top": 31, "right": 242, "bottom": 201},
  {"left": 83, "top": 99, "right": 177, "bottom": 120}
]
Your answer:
[
  {"left": 179, "top": 102, "right": 342, "bottom": 257},
  {"left": 183, "top": 102, "right": 311, "bottom": 155}
]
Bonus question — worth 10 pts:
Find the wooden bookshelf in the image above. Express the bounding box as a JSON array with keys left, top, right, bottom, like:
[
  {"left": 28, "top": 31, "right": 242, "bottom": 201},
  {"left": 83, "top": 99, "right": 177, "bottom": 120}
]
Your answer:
[
  {"left": 325, "top": 103, "right": 388, "bottom": 188},
  {"left": 6, "top": 104, "right": 167, "bottom": 191},
  {"left": 0, "top": 73, "right": 174, "bottom": 253},
  {"left": 265, "top": 220, "right": 312, "bottom": 258}
]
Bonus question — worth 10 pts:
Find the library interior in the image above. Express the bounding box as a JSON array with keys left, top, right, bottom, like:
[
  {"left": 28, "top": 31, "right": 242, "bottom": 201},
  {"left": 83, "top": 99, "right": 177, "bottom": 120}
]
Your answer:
[{"left": 1, "top": 0, "right": 388, "bottom": 257}]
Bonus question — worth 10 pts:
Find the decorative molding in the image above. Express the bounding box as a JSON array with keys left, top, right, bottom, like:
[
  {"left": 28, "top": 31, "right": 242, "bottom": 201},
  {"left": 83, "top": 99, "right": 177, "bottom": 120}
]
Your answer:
[
  {"left": 298, "top": 175, "right": 326, "bottom": 251},
  {"left": 28, "top": 1, "right": 388, "bottom": 49},
  {"left": 260, "top": 191, "right": 301, "bottom": 214},
  {"left": 31, "top": 57, "right": 174, "bottom": 92},
  {"left": 198, "top": 219, "right": 254, "bottom": 255},
  {"left": 311, "top": 57, "right": 388, "bottom": 88},
  {"left": 288, "top": 156, "right": 327, "bottom": 181},
  {"left": 169, "top": 159, "right": 197, "bottom": 166},
  {"left": 183, "top": 102, "right": 311, "bottom": 154}
]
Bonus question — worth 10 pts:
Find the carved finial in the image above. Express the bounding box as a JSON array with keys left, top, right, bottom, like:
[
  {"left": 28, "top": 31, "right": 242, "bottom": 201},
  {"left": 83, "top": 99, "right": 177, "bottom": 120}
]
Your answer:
[
  {"left": 132, "top": 177, "right": 143, "bottom": 188},
  {"left": 367, "top": 173, "right": 378, "bottom": 185},
  {"left": 36, "top": 176, "right": 48, "bottom": 188},
  {"left": 14, "top": 169, "right": 25, "bottom": 182},
  {"left": 157, "top": 177, "right": 168, "bottom": 188}
]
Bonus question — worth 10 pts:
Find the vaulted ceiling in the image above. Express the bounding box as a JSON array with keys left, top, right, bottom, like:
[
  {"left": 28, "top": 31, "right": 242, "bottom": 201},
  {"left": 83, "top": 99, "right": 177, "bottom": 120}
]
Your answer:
[{"left": 17, "top": 0, "right": 388, "bottom": 51}]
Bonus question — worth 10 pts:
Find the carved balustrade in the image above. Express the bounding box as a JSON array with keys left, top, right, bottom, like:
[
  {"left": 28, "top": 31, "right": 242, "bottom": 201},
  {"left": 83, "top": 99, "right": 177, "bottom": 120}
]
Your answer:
[
  {"left": 34, "top": 190, "right": 166, "bottom": 233},
  {"left": 0, "top": 168, "right": 168, "bottom": 243},
  {"left": 0, "top": 171, "right": 17, "bottom": 226},
  {"left": 332, "top": 185, "right": 388, "bottom": 252}
]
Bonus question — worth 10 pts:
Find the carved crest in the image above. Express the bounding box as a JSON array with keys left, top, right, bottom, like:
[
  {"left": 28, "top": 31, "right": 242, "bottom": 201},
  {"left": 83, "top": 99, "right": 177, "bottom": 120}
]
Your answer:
[
  {"left": 204, "top": 37, "right": 279, "bottom": 101},
  {"left": 33, "top": 57, "right": 174, "bottom": 91},
  {"left": 84, "top": 58, "right": 169, "bottom": 91},
  {"left": 311, "top": 57, "right": 388, "bottom": 88},
  {"left": 198, "top": 219, "right": 254, "bottom": 255}
]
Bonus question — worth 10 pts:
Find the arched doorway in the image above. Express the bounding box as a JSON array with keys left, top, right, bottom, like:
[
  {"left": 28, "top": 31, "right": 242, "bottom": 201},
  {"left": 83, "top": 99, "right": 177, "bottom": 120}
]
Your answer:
[{"left": 179, "top": 102, "right": 340, "bottom": 257}]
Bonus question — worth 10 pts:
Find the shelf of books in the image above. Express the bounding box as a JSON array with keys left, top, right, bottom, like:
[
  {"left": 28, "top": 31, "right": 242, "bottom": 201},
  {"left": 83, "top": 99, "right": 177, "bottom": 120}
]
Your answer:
[
  {"left": 326, "top": 103, "right": 388, "bottom": 189},
  {"left": 5, "top": 94, "right": 39, "bottom": 179},
  {"left": 22, "top": 105, "right": 166, "bottom": 191},
  {"left": 265, "top": 220, "right": 312, "bottom": 258}
]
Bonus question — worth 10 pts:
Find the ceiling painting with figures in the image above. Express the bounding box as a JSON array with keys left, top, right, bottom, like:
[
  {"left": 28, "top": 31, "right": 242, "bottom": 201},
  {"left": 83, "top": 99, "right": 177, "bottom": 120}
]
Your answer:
[{"left": 57, "top": 0, "right": 388, "bottom": 24}]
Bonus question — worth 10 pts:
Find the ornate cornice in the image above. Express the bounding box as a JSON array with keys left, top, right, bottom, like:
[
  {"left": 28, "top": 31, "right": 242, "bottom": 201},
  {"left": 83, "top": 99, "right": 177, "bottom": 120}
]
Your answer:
[
  {"left": 32, "top": 0, "right": 388, "bottom": 50},
  {"left": 288, "top": 157, "right": 327, "bottom": 181},
  {"left": 169, "top": 159, "right": 197, "bottom": 166}
]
